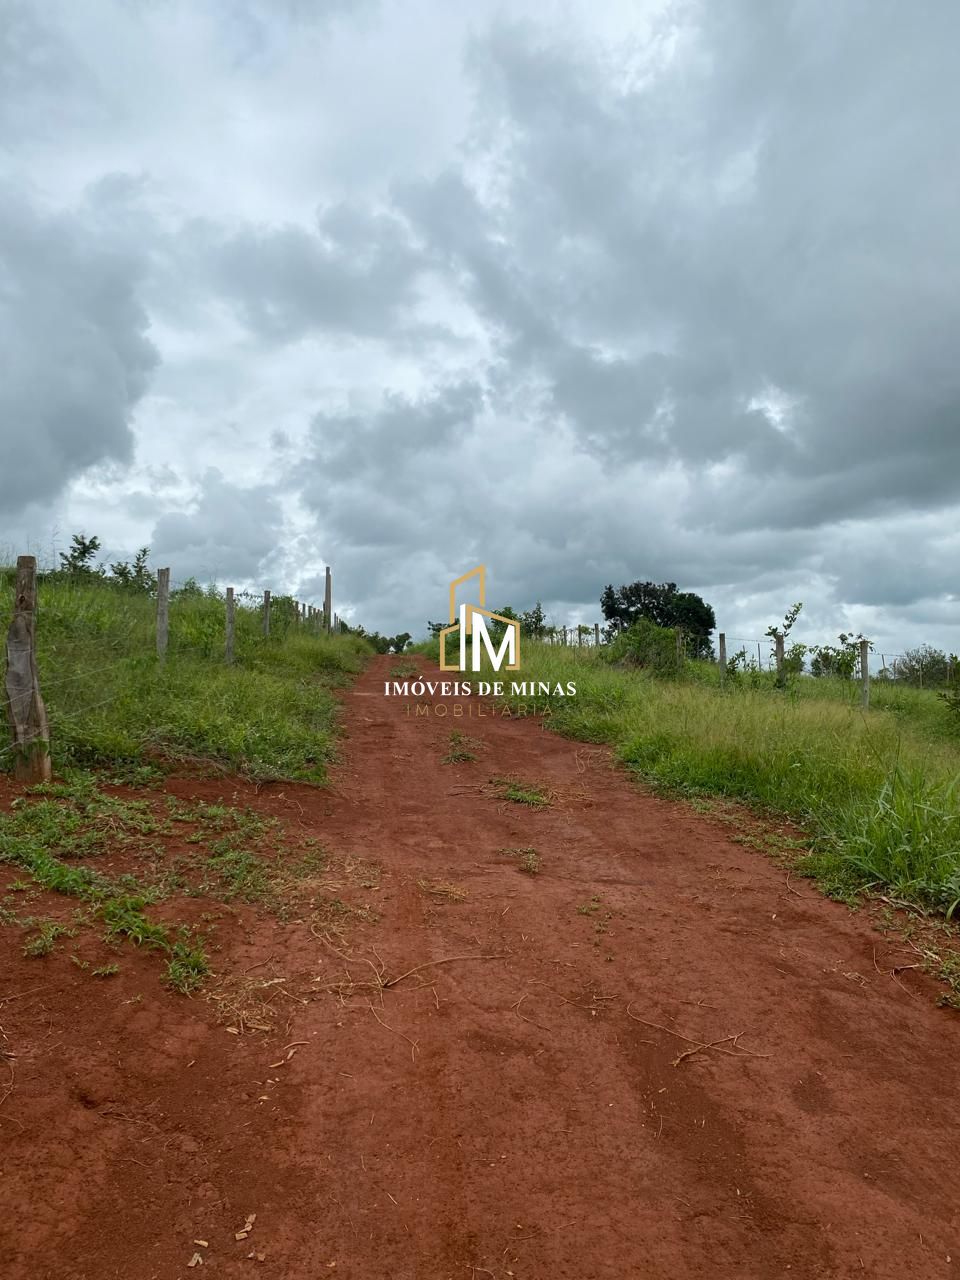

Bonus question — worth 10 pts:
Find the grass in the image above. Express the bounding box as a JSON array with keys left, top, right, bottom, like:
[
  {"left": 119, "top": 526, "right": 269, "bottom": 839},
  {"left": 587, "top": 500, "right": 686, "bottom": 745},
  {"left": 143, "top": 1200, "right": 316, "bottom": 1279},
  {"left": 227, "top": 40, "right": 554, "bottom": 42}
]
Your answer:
[
  {"left": 499, "top": 846, "right": 542, "bottom": 874},
  {"left": 0, "top": 773, "right": 324, "bottom": 990},
  {"left": 0, "top": 569, "right": 371, "bottom": 782},
  {"left": 417, "top": 878, "right": 468, "bottom": 900},
  {"left": 493, "top": 777, "right": 551, "bottom": 809},
  {"left": 23, "top": 919, "right": 74, "bottom": 957},
  {"left": 461, "top": 640, "right": 960, "bottom": 917},
  {"left": 442, "top": 730, "right": 481, "bottom": 764}
]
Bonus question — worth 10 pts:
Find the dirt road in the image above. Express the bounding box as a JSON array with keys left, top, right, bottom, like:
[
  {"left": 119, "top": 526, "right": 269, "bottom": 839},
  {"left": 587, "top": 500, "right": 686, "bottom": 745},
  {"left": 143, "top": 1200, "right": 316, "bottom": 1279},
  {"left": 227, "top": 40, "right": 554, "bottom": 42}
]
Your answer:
[{"left": 2, "top": 655, "right": 959, "bottom": 1279}]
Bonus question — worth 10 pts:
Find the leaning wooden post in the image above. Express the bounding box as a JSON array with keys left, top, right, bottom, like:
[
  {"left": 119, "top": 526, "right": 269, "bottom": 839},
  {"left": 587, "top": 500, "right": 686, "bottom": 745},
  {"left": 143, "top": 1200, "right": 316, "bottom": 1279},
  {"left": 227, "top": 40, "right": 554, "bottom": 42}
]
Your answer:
[
  {"left": 860, "top": 639, "right": 870, "bottom": 710},
  {"left": 156, "top": 567, "right": 170, "bottom": 660},
  {"left": 225, "top": 587, "right": 235, "bottom": 664},
  {"left": 4, "top": 556, "right": 52, "bottom": 782},
  {"left": 262, "top": 589, "right": 271, "bottom": 638},
  {"left": 775, "top": 634, "right": 785, "bottom": 687},
  {"left": 718, "top": 632, "right": 726, "bottom": 687},
  {"left": 323, "top": 567, "right": 332, "bottom": 632}
]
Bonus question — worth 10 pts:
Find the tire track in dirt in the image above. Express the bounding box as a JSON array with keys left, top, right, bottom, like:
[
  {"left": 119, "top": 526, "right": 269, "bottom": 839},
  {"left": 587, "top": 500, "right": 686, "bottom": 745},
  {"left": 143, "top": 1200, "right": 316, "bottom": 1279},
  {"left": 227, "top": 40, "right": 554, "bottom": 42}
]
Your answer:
[{"left": 3, "top": 653, "right": 960, "bottom": 1279}]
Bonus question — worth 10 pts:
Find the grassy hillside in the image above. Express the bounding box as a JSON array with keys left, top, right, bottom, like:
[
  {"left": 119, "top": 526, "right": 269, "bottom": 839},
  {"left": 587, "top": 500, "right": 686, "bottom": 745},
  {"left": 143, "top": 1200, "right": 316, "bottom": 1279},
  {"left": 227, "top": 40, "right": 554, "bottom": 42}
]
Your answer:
[
  {"left": 0, "top": 570, "right": 371, "bottom": 783},
  {"left": 423, "top": 637, "right": 960, "bottom": 917}
]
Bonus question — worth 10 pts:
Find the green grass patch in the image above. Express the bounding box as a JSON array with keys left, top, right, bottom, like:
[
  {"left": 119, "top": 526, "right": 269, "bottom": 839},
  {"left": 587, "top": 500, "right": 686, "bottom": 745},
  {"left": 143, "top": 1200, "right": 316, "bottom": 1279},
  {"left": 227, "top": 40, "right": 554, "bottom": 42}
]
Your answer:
[
  {"left": 0, "top": 571, "right": 372, "bottom": 781},
  {"left": 22, "top": 919, "right": 75, "bottom": 957},
  {"left": 493, "top": 778, "right": 551, "bottom": 809},
  {"left": 0, "top": 779, "right": 213, "bottom": 987},
  {"left": 471, "top": 641, "right": 960, "bottom": 918}
]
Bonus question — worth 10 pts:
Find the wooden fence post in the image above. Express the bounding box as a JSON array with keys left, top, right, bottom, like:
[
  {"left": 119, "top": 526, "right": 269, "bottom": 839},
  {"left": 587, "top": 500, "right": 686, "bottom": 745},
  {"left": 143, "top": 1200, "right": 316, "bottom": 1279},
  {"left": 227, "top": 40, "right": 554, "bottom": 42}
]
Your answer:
[
  {"left": 676, "top": 627, "right": 684, "bottom": 673},
  {"left": 594, "top": 622, "right": 600, "bottom": 646},
  {"left": 324, "top": 567, "right": 332, "bottom": 632},
  {"left": 262, "top": 589, "right": 271, "bottom": 638},
  {"left": 156, "top": 567, "right": 170, "bottom": 660},
  {"left": 225, "top": 587, "right": 235, "bottom": 664},
  {"left": 775, "top": 634, "right": 785, "bottom": 687},
  {"left": 860, "top": 639, "right": 870, "bottom": 710},
  {"left": 718, "top": 632, "right": 726, "bottom": 687},
  {"left": 4, "top": 556, "right": 51, "bottom": 783},
  {"left": 578, "top": 626, "right": 583, "bottom": 647},
  {"left": 562, "top": 626, "right": 567, "bottom": 646}
]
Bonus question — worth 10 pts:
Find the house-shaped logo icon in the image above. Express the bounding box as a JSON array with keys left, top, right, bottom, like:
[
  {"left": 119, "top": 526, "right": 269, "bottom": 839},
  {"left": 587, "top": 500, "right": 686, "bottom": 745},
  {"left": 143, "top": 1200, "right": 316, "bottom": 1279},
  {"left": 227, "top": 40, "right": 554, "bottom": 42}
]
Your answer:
[{"left": 439, "top": 566, "right": 521, "bottom": 673}]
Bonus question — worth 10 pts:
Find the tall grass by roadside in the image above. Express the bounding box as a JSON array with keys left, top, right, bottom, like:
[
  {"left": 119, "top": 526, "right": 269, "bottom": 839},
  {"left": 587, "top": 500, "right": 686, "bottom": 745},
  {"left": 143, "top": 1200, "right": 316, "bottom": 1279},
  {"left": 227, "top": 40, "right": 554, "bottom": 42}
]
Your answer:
[
  {"left": 0, "top": 571, "right": 371, "bottom": 781},
  {"left": 436, "top": 640, "right": 960, "bottom": 916}
]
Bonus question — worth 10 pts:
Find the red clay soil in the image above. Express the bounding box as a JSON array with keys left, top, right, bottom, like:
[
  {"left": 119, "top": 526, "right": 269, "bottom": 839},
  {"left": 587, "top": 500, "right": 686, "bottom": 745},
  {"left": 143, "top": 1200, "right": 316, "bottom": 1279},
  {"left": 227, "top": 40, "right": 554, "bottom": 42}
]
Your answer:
[{"left": 2, "top": 655, "right": 960, "bottom": 1279}]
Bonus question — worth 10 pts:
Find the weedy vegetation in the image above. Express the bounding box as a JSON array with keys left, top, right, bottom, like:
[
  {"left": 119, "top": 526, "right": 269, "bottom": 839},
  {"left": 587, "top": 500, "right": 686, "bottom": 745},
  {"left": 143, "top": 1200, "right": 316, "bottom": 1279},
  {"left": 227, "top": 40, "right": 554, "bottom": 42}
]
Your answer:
[
  {"left": 0, "top": 562, "right": 372, "bottom": 782},
  {"left": 473, "top": 634, "right": 960, "bottom": 919},
  {"left": 493, "top": 778, "right": 552, "bottom": 809},
  {"left": 0, "top": 772, "right": 334, "bottom": 991},
  {"left": 499, "top": 846, "right": 542, "bottom": 874},
  {"left": 442, "top": 730, "right": 481, "bottom": 764}
]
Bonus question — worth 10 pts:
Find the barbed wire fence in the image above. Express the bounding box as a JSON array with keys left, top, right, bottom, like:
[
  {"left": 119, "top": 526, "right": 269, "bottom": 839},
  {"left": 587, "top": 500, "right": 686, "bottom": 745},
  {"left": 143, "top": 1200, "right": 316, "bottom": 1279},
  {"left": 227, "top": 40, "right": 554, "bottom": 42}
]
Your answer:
[
  {"left": 1, "top": 555, "right": 341, "bottom": 782},
  {"left": 5, "top": 553, "right": 956, "bottom": 780},
  {"left": 541, "top": 618, "right": 955, "bottom": 691}
]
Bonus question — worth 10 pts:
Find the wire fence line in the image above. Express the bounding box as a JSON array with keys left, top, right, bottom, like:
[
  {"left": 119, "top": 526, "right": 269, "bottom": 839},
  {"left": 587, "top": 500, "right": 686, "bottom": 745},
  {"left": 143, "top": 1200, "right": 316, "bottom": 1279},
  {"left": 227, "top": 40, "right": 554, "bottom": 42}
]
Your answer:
[
  {"left": 5, "top": 551, "right": 955, "bottom": 781},
  {"left": 542, "top": 621, "right": 955, "bottom": 685},
  {"left": 1, "top": 554, "right": 343, "bottom": 782}
]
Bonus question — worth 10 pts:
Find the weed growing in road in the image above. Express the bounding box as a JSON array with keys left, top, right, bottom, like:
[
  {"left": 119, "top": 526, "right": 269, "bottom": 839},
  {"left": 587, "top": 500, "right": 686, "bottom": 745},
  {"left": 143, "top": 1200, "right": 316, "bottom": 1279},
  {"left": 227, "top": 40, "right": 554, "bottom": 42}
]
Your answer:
[
  {"left": 166, "top": 933, "right": 210, "bottom": 994},
  {"left": 0, "top": 781, "right": 209, "bottom": 988},
  {"left": 22, "top": 919, "right": 75, "bottom": 957},
  {"left": 494, "top": 778, "right": 551, "bottom": 809},
  {"left": 442, "top": 731, "right": 481, "bottom": 764},
  {"left": 499, "top": 846, "right": 542, "bottom": 874},
  {"left": 576, "top": 894, "right": 613, "bottom": 945},
  {"left": 417, "top": 878, "right": 468, "bottom": 900}
]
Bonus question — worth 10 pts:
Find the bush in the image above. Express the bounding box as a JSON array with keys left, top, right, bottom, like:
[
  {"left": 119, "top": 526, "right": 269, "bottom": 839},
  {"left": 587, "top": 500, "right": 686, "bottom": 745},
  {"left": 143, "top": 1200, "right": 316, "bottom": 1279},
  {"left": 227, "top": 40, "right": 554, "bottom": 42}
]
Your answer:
[{"left": 601, "top": 618, "right": 679, "bottom": 675}]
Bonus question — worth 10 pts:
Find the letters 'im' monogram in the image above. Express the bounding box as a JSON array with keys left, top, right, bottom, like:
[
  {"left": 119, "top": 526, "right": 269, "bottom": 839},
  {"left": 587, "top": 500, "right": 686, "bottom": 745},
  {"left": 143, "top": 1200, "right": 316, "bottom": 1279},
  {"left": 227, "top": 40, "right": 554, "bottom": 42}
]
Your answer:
[{"left": 439, "top": 566, "right": 520, "bottom": 673}]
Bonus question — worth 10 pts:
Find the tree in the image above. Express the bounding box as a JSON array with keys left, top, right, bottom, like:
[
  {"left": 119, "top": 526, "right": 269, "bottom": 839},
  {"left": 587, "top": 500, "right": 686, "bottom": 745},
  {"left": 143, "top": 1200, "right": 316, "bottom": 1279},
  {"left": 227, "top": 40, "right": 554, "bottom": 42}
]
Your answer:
[
  {"left": 765, "top": 603, "right": 805, "bottom": 685},
  {"left": 58, "top": 533, "right": 103, "bottom": 577},
  {"left": 938, "top": 661, "right": 960, "bottom": 717},
  {"left": 520, "top": 601, "right": 546, "bottom": 638},
  {"left": 355, "top": 628, "right": 411, "bottom": 654},
  {"left": 893, "top": 645, "right": 952, "bottom": 688},
  {"left": 109, "top": 546, "right": 156, "bottom": 594},
  {"left": 601, "top": 580, "right": 715, "bottom": 658},
  {"left": 809, "top": 633, "right": 870, "bottom": 680}
]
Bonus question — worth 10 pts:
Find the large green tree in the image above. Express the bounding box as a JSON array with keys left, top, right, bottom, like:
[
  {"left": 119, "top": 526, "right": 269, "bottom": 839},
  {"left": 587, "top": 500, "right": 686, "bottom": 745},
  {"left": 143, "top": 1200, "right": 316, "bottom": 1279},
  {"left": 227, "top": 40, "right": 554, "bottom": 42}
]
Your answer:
[{"left": 600, "top": 580, "right": 716, "bottom": 658}]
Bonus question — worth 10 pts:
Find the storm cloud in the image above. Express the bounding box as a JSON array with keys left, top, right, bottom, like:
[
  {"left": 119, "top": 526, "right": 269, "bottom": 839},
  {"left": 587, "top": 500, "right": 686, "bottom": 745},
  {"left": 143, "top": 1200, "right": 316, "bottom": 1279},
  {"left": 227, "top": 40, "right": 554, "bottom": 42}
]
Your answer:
[{"left": 0, "top": 0, "right": 957, "bottom": 655}]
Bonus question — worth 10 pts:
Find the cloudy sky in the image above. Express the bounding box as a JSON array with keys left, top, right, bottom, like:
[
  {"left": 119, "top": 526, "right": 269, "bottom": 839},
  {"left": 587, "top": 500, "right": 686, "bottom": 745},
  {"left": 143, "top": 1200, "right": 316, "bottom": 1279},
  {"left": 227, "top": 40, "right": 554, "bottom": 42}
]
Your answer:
[{"left": 1, "top": 0, "right": 958, "bottom": 655}]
